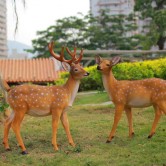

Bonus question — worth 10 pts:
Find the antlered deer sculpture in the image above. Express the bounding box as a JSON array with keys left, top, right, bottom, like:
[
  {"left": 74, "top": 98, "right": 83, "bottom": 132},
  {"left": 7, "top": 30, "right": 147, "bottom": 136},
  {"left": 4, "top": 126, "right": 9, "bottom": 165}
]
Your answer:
[
  {"left": 95, "top": 55, "right": 166, "bottom": 143},
  {"left": 2, "top": 42, "right": 89, "bottom": 154}
]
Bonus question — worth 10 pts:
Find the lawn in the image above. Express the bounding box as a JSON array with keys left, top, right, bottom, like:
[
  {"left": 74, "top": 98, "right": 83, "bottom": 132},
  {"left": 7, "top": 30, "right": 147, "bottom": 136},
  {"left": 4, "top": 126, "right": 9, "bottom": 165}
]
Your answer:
[{"left": 0, "top": 92, "right": 165, "bottom": 166}]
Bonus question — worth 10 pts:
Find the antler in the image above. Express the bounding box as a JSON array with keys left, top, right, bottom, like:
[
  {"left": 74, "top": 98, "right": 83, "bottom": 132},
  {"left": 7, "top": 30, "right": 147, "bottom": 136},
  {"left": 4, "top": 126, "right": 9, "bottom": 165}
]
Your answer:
[
  {"left": 48, "top": 42, "right": 74, "bottom": 64},
  {"left": 66, "top": 47, "right": 83, "bottom": 64}
]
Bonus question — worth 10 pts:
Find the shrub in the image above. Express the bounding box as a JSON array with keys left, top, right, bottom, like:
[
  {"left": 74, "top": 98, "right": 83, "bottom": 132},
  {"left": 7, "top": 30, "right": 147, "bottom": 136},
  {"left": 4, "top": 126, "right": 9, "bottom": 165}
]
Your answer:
[
  {"left": 80, "top": 66, "right": 103, "bottom": 91},
  {"left": 54, "top": 72, "right": 68, "bottom": 85},
  {"left": 0, "top": 91, "right": 9, "bottom": 116},
  {"left": 55, "top": 58, "right": 166, "bottom": 91},
  {"left": 113, "top": 61, "right": 155, "bottom": 80}
]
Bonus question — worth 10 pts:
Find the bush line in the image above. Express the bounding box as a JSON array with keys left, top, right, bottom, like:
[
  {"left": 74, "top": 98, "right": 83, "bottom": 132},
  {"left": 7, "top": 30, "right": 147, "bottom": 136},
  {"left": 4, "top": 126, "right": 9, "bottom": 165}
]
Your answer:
[{"left": 55, "top": 58, "right": 166, "bottom": 91}]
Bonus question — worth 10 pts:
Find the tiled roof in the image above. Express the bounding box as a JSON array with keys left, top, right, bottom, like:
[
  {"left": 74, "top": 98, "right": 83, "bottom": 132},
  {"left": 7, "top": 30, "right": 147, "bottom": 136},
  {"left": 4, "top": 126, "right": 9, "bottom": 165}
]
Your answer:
[{"left": 0, "top": 58, "right": 59, "bottom": 83}]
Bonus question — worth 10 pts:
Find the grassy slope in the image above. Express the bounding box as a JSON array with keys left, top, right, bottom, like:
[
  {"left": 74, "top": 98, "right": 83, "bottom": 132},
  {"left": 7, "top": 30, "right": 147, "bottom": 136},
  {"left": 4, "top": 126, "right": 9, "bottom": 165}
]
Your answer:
[{"left": 0, "top": 92, "right": 165, "bottom": 166}]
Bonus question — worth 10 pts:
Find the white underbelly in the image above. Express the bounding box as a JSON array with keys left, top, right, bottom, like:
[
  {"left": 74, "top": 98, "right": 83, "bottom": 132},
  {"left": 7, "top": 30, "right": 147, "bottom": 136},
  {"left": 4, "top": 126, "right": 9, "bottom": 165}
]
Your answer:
[
  {"left": 128, "top": 98, "right": 152, "bottom": 108},
  {"left": 27, "top": 109, "right": 51, "bottom": 117}
]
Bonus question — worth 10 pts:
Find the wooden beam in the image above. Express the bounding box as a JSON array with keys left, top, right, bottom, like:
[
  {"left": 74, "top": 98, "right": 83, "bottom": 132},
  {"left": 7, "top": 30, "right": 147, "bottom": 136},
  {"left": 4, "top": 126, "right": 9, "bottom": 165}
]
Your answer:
[{"left": 78, "top": 50, "right": 166, "bottom": 55}]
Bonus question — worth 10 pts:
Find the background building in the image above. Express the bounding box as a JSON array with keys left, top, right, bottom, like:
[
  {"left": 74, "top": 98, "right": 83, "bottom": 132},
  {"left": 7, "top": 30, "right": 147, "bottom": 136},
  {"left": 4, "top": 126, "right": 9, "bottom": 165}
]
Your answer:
[
  {"left": 0, "top": 0, "right": 7, "bottom": 58},
  {"left": 90, "top": 0, "right": 135, "bottom": 17}
]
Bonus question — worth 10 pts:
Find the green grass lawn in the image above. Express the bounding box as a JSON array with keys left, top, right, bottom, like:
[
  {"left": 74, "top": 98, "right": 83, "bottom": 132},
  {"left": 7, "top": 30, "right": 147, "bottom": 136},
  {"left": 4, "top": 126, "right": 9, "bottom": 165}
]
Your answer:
[
  {"left": 0, "top": 92, "right": 166, "bottom": 166},
  {"left": 74, "top": 91, "right": 110, "bottom": 105}
]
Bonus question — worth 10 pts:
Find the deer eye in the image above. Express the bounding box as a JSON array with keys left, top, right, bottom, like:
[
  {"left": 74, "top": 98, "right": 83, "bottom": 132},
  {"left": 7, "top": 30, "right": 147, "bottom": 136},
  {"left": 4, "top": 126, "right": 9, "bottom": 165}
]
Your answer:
[
  {"left": 106, "top": 64, "right": 110, "bottom": 66},
  {"left": 74, "top": 68, "right": 78, "bottom": 72}
]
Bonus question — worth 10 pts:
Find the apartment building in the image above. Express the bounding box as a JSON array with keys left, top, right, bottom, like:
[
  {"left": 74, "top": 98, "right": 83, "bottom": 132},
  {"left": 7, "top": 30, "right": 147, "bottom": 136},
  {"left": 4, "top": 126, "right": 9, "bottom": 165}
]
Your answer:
[
  {"left": 0, "top": 0, "right": 7, "bottom": 58},
  {"left": 90, "top": 0, "right": 135, "bottom": 17},
  {"left": 90, "top": 0, "right": 138, "bottom": 38},
  {"left": 89, "top": 0, "right": 157, "bottom": 40}
]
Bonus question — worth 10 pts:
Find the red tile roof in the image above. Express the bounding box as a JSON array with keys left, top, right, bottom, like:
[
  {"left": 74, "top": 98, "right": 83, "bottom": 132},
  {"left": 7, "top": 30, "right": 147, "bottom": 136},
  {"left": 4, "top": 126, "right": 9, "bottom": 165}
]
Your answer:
[{"left": 0, "top": 58, "right": 59, "bottom": 83}]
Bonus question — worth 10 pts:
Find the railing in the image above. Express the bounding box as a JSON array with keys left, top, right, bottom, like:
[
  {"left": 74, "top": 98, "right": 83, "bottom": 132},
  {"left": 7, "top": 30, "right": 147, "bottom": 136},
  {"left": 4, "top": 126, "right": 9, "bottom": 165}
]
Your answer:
[
  {"left": 76, "top": 49, "right": 166, "bottom": 66},
  {"left": 82, "top": 50, "right": 166, "bottom": 55}
]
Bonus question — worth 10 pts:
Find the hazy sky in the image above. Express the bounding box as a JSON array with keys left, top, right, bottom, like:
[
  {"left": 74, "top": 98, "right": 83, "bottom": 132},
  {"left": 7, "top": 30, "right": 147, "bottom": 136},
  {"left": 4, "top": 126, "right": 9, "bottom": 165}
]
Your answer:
[{"left": 7, "top": 0, "right": 90, "bottom": 46}]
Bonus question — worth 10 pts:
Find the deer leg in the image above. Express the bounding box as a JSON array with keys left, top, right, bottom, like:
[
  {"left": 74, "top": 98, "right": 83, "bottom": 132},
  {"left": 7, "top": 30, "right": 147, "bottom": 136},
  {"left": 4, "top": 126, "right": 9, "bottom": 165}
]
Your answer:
[
  {"left": 125, "top": 107, "right": 134, "bottom": 138},
  {"left": 106, "top": 105, "right": 124, "bottom": 143},
  {"left": 61, "top": 111, "right": 75, "bottom": 147},
  {"left": 3, "top": 111, "right": 15, "bottom": 150},
  {"left": 148, "top": 105, "right": 161, "bottom": 138},
  {"left": 11, "top": 111, "right": 27, "bottom": 154},
  {"left": 52, "top": 110, "right": 61, "bottom": 151}
]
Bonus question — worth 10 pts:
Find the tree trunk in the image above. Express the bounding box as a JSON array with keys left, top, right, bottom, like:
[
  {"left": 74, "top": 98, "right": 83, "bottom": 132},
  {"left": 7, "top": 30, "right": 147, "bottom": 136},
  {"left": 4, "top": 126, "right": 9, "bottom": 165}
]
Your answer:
[{"left": 157, "top": 36, "right": 166, "bottom": 50}]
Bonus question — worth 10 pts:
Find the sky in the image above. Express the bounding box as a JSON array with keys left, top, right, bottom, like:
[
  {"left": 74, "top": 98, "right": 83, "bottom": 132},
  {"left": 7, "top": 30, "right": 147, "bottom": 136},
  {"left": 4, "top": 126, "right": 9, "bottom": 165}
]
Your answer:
[{"left": 7, "top": 0, "right": 90, "bottom": 46}]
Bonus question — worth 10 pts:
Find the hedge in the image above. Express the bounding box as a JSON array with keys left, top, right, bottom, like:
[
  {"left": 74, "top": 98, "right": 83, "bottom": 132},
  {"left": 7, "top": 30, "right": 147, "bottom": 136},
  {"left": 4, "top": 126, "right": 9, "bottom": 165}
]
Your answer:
[{"left": 55, "top": 58, "right": 166, "bottom": 91}]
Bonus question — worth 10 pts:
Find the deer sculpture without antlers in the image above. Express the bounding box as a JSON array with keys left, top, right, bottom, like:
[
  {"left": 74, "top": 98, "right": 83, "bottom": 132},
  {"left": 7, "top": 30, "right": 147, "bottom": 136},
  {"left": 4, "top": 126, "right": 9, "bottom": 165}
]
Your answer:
[
  {"left": 2, "top": 42, "right": 89, "bottom": 154},
  {"left": 95, "top": 55, "right": 166, "bottom": 143}
]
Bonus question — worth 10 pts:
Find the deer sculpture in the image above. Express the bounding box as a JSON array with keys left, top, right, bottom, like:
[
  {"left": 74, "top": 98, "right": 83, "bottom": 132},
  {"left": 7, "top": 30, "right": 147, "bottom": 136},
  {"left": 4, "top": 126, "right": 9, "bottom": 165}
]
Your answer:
[
  {"left": 95, "top": 55, "right": 166, "bottom": 143},
  {"left": 2, "top": 42, "right": 89, "bottom": 154}
]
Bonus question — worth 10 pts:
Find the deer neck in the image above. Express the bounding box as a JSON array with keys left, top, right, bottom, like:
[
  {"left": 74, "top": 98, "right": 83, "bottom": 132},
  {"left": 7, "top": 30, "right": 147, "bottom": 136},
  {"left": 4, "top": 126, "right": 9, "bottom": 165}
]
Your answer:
[
  {"left": 102, "top": 70, "right": 117, "bottom": 100},
  {"left": 64, "top": 75, "right": 80, "bottom": 106}
]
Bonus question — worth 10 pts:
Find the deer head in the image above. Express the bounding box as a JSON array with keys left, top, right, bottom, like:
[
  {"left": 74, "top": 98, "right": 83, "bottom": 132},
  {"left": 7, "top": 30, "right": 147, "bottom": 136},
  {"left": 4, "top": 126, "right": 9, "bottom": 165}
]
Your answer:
[
  {"left": 48, "top": 42, "right": 89, "bottom": 79},
  {"left": 95, "top": 55, "right": 121, "bottom": 74}
]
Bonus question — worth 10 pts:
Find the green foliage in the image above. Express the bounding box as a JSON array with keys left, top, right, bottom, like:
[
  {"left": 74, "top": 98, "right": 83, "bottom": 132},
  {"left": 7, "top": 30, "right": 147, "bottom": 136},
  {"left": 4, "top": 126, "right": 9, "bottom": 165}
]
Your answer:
[
  {"left": 55, "top": 72, "right": 68, "bottom": 86},
  {"left": 80, "top": 66, "right": 103, "bottom": 91},
  {"left": 73, "top": 144, "right": 82, "bottom": 153},
  {"left": 135, "top": 0, "right": 166, "bottom": 50},
  {"left": 114, "top": 58, "right": 166, "bottom": 80},
  {"left": 84, "top": 11, "right": 139, "bottom": 50},
  {"left": 56, "top": 58, "right": 166, "bottom": 91},
  {"left": 113, "top": 62, "right": 155, "bottom": 80},
  {"left": 27, "top": 11, "right": 140, "bottom": 57},
  {"left": 0, "top": 103, "right": 9, "bottom": 112},
  {"left": 0, "top": 91, "right": 9, "bottom": 113}
]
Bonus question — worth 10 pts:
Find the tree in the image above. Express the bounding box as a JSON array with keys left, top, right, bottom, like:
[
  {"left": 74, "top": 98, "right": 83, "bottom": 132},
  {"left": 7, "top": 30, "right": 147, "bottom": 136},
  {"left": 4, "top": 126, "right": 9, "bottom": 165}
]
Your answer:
[
  {"left": 85, "top": 10, "right": 139, "bottom": 50},
  {"left": 135, "top": 0, "right": 166, "bottom": 50},
  {"left": 27, "top": 11, "right": 141, "bottom": 58},
  {"left": 26, "top": 15, "right": 88, "bottom": 58}
]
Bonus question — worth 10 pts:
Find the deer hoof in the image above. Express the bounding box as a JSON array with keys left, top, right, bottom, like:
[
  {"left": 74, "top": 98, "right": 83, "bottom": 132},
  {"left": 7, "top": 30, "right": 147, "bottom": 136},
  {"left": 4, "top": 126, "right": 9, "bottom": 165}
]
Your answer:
[
  {"left": 148, "top": 132, "right": 155, "bottom": 139},
  {"left": 6, "top": 148, "right": 11, "bottom": 151},
  {"left": 130, "top": 132, "right": 135, "bottom": 138},
  {"left": 106, "top": 140, "right": 111, "bottom": 143},
  {"left": 21, "top": 151, "right": 28, "bottom": 155},
  {"left": 53, "top": 147, "right": 59, "bottom": 151},
  {"left": 148, "top": 135, "right": 152, "bottom": 139},
  {"left": 69, "top": 142, "right": 75, "bottom": 147}
]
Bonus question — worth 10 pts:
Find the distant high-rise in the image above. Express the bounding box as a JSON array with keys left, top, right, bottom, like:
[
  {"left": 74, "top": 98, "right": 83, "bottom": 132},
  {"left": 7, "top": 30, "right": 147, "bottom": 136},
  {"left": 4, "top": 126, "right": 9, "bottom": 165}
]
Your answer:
[
  {"left": 90, "top": 0, "right": 140, "bottom": 46},
  {"left": 0, "top": 0, "right": 7, "bottom": 58},
  {"left": 90, "top": 0, "right": 135, "bottom": 17}
]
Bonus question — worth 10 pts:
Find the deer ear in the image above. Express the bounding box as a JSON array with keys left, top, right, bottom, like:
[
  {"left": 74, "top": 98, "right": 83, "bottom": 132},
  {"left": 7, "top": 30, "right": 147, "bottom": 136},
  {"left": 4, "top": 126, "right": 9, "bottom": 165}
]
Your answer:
[
  {"left": 61, "top": 62, "right": 71, "bottom": 71},
  {"left": 111, "top": 56, "right": 121, "bottom": 66},
  {"left": 95, "top": 55, "right": 102, "bottom": 65}
]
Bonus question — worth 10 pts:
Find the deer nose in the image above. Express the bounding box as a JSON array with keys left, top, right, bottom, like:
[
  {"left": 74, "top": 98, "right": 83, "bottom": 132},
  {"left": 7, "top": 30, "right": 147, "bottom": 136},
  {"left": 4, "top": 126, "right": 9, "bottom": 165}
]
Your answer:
[
  {"left": 97, "top": 66, "right": 101, "bottom": 70},
  {"left": 84, "top": 72, "right": 90, "bottom": 76}
]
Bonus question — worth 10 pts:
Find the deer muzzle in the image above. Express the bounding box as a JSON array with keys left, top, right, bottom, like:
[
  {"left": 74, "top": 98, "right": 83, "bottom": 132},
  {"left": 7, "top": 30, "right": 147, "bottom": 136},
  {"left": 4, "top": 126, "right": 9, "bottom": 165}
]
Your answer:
[
  {"left": 97, "top": 66, "right": 101, "bottom": 70},
  {"left": 84, "top": 72, "right": 90, "bottom": 76}
]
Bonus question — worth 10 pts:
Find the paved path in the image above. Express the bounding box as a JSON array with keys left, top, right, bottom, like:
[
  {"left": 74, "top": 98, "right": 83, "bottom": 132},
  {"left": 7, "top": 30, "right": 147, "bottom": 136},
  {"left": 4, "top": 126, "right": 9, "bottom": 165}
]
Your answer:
[
  {"left": 77, "top": 91, "right": 100, "bottom": 96},
  {"left": 83, "top": 101, "right": 113, "bottom": 106},
  {"left": 77, "top": 91, "right": 113, "bottom": 106}
]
